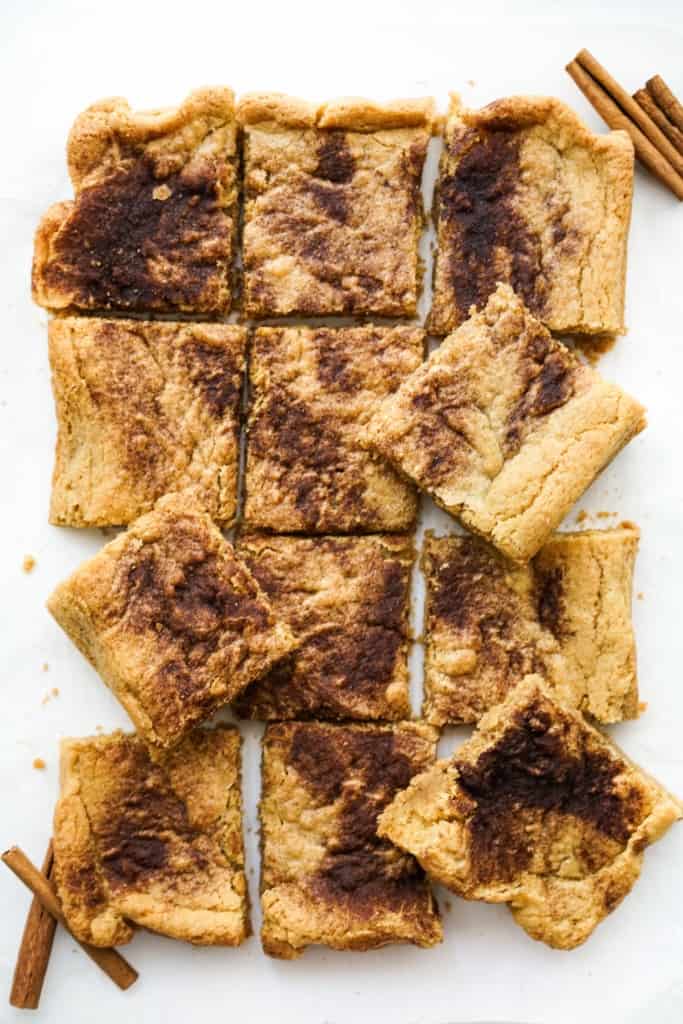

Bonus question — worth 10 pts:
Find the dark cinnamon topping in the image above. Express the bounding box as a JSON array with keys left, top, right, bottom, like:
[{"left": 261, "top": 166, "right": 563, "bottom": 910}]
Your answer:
[
  {"left": 43, "top": 156, "right": 231, "bottom": 314},
  {"left": 455, "top": 695, "right": 647, "bottom": 884},
  {"left": 440, "top": 127, "right": 544, "bottom": 319},
  {"left": 288, "top": 725, "right": 433, "bottom": 914}
]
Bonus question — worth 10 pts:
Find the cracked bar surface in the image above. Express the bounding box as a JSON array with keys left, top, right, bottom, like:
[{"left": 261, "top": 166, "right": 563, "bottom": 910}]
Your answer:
[
  {"left": 245, "top": 325, "right": 423, "bottom": 533},
  {"left": 423, "top": 525, "right": 640, "bottom": 725},
  {"left": 53, "top": 726, "right": 249, "bottom": 946},
  {"left": 47, "top": 494, "right": 298, "bottom": 751},
  {"left": 364, "top": 284, "right": 645, "bottom": 561},
  {"left": 48, "top": 318, "right": 246, "bottom": 527},
  {"left": 235, "top": 533, "right": 414, "bottom": 721},
  {"left": 428, "top": 95, "right": 633, "bottom": 336},
  {"left": 238, "top": 93, "right": 434, "bottom": 316},
  {"left": 379, "top": 677, "right": 681, "bottom": 950},
  {"left": 33, "top": 88, "right": 238, "bottom": 316},
  {"left": 260, "top": 721, "right": 442, "bottom": 958}
]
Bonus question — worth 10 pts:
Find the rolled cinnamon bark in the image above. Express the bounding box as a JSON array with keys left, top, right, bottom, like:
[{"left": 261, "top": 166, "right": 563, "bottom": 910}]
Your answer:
[
  {"left": 566, "top": 59, "right": 683, "bottom": 201},
  {"left": 2, "top": 846, "right": 138, "bottom": 995}
]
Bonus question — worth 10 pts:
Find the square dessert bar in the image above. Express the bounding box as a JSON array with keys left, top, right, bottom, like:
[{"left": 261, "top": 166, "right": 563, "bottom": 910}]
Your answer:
[
  {"left": 423, "top": 524, "right": 640, "bottom": 725},
  {"left": 238, "top": 93, "right": 434, "bottom": 316},
  {"left": 379, "top": 677, "right": 681, "bottom": 950},
  {"left": 260, "top": 721, "right": 442, "bottom": 958},
  {"left": 33, "top": 88, "right": 238, "bottom": 316},
  {"left": 48, "top": 318, "right": 247, "bottom": 528},
  {"left": 245, "top": 325, "right": 423, "bottom": 533},
  {"left": 53, "top": 726, "right": 249, "bottom": 946},
  {"left": 428, "top": 95, "right": 634, "bottom": 336},
  {"left": 47, "top": 494, "right": 298, "bottom": 751},
  {"left": 364, "top": 284, "right": 646, "bottom": 561},
  {"left": 235, "top": 533, "right": 414, "bottom": 721}
]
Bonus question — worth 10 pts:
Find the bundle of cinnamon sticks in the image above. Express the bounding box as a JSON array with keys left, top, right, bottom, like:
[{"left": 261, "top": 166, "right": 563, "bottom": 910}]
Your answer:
[{"left": 567, "top": 50, "right": 683, "bottom": 201}]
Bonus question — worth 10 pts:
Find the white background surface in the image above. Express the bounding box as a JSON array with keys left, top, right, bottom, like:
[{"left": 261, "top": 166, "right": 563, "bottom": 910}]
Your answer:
[{"left": 1, "top": 2, "right": 683, "bottom": 1022}]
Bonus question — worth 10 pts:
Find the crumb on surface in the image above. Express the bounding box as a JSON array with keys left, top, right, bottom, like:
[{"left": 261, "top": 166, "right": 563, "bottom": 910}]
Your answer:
[
  {"left": 639, "top": 701, "right": 648, "bottom": 714},
  {"left": 466, "top": 79, "right": 476, "bottom": 87},
  {"left": 575, "top": 510, "right": 588, "bottom": 524},
  {"left": 597, "top": 511, "right": 616, "bottom": 519},
  {"left": 637, "top": 592, "right": 644, "bottom": 601},
  {"left": 33, "top": 757, "right": 46, "bottom": 771},
  {"left": 42, "top": 662, "right": 49, "bottom": 672},
  {"left": 23, "top": 555, "right": 36, "bottom": 573}
]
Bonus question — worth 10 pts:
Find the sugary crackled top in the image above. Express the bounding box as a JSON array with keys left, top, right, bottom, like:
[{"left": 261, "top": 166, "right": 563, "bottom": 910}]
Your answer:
[
  {"left": 379, "top": 677, "right": 682, "bottom": 950},
  {"left": 429, "top": 94, "right": 634, "bottom": 336},
  {"left": 363, "top": 283, "right": 646, "bottom": 561},
  {"left": 238, "top": 93, "right": 436, "bottom": 317},
  {"left": 33, "top": 87, "right": 238, "bottom": 316},
  {"left": 422, "top": 525, "right": 640, "bottom": 726},
  {"left": 259, "top": 721, "right": 442, "bottom": 958},
  {"left": 53, "top": 727, "right": 249, "bottom": 947},
  {"left": 234, "top": 533, "right": 414, "bottom": 721},
  {"left": 48, "top": 317, "right": 246, "bottom": 528},
  {"left": 47, "top": 493, "right": 297, "bottom": 750},
  {"left": 245, "top": 325, "right": 423, "bottom": 534}
]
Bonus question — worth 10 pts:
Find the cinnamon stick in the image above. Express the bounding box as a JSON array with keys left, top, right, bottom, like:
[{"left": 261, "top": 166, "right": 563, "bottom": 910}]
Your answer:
[
  {"left": 566, "top": 59, "right": 683, "bottom": 201},
  {"left": 2, "top": 846, "right": 138, "bottom": 994},
  {"left": 574, "top": 50, "right": 683, "bottom": 177},
  {"left": 9, "top": 842, "right": 57, "bottom": 1009},
  {"left": 634, "top": 88, "right": 683, "bottom": 156},
  {"left": 647, "top": 75, "right": 683, "bottom": 133}
]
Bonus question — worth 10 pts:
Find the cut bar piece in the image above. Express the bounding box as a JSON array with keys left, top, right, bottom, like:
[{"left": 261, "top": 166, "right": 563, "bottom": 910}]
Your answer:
[
  {"left": 47, "top": 494, "right": 298, "bottom": 751},
  {"left": 245, "top": 325, "right": 423, "bottom": 533},
  {"left": 33, "top": 88, "right": 238, "bottom": 316},
  {"left": 239, "top": 93, "right": 434, "bottom": 316},
  {"left": 428, "top": 95, "right": 633, "bottom": 336},
  {"left": 364, "top": 285, "right": 646, "bottom": 561},
  {"left": 260, "top": 721, "right": 442, "bottom": 958},
  {"left": 379, "top": 677, "right": 681, "bottom": 950},
  {"left": 53, "top": 726, "right": 249, "bottom": 946},
  {"left": 235, "top": 533, "right": 414, "bottom": 721},
  {"left": 423, "top": 525, "right": 640, "bottom": 725},
  {"left": 48, "top": 318, "right": 246, "bottom": 527}
]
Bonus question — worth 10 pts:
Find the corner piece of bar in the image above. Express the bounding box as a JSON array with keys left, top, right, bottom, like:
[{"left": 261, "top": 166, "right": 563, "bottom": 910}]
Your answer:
[{"left": 379, "top": 676, "right": 681, "bottom": 949}]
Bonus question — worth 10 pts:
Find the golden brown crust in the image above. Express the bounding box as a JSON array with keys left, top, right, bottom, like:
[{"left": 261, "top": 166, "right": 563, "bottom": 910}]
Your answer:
[
  {"left": 428, "top": 94, "right": 634, "bottom": 336},
  {"left": 260, "top": 721, "right": 442, "bottom": 958},
  {"left": 47, "top": 493, "right": 298, "bottom": 751},
  {"left": 53, "top": 726, "right": 249, "bottom": 947},
  {"left": 422, "top": 525, "right": 640, "bottom": 725},
  {"left": 240, "top": 104, "right": 431, "bottom": 316},
  {"left": 379, "top": 677, "right": 682, "bottom": 950},
  {"left": 363, "top": 285, "right": 646, "bottom": 561},
  {"left": 234, "top": 533, "right": 414, "bottom": 721},
  {"left": 236, "top": 92, "right": 436, "bottom": 131},
  {"left": 244, "top": 325, "right": 423, "bottom": 533},
  {"left": 48, "top": 318, "right": 246, "bottom": 528},
  {"left": 33, "top": 88, "right": 237, "bottom": 316}
]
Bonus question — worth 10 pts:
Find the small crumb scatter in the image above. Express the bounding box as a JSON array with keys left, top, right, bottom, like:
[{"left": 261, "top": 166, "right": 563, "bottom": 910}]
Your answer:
[
  {"left": 638, "top": 701, "right": 648, "bottom": 714},
  {"left": 95, "top": 724, "right": 104, "bottom": 733},
  {"left": 33, "top": 757, "right": 46, "bottom": 771},
  {"left": 597, "top": 510, "right": 616, "bottom": 519},
  {"left": 575, "top": 510, "right": 588, "bottom": 524},
  {"left": 466, "top": 79, "right": 476, "bottom": 87},
  {"left": 23, "top": 555, "right": 36, "bottom": 573},
  {"left": 42, "top": 662, "right": 49, "bottom": 672},
  {"left": 51, "top": 687, "right": 59, "bottom": 697},
  {"left": 637, "top": 592, "right": 644, "bottom": 601}
]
